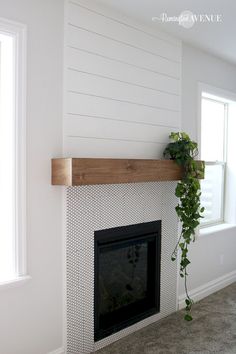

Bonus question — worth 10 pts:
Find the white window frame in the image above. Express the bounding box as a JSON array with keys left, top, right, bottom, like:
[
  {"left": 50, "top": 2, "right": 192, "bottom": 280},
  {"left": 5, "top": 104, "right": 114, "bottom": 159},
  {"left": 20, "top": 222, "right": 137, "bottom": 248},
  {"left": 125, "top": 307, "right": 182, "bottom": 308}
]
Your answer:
[
  {"left": 201, "top": 161, "right": 226, "bottom": 227},
  {"left": 0, "top": 18, "right": 28, "bottom": 286},
  {"left": 198, "top": 83, "right": 236, "bottom": 231}
]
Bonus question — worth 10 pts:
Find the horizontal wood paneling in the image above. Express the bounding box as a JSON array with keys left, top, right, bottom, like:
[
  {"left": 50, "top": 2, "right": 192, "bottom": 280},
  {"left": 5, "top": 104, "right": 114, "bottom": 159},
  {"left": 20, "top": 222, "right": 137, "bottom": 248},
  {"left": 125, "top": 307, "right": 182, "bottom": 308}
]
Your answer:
[
  {"left": 64, "top": 0, "right": 182, "bottom": 158},
  {"left": 67, "top": 26, "right": 180, "bottom": 78},
  {"left": 66, "top": 92, "right": 180, "bottom": 128},
  {"left": 69, "top": 0, "right": 180, "bottom": 45},
  {"left": 68, "top": 70, "right": 180, "bottom": 111},
  {"left": 64, "top": 115, "right": 178, "bottom": 143},
  {"left": 67, "top": 47, "right": 180, "bottom": 95},
  {"left": 64, "top": 137, "right": 166, "bottom": 159},
  {"left": 68, "top": 2, "right": 181, "bottom": 63}
]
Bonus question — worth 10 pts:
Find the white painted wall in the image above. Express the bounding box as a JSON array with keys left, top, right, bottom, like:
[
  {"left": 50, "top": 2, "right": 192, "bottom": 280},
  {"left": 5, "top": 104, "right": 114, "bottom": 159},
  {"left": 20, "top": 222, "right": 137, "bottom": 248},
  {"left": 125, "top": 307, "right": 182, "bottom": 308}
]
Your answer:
[
  {"left": 180, "top": 44, "right": 236, "bottom": 300},
  {"left": 1, "top": 1, "right": 234, "bottom": 352},
  {"left": 0, "top": 1, "right": 64, "bottom": 354},
  {"left": 64, "top": 0, "right": 182, "bottom": 158}
]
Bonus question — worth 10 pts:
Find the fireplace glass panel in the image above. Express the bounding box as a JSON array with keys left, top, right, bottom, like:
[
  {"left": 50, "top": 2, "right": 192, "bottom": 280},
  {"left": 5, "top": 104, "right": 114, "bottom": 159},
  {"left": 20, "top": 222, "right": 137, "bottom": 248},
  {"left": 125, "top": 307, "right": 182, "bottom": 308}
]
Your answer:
[
  {"left": 94, "top": 221, "right": 161, "bottom": 341},
  {"left": 99, "top": 240, "right": 148, "bottom": 315}
]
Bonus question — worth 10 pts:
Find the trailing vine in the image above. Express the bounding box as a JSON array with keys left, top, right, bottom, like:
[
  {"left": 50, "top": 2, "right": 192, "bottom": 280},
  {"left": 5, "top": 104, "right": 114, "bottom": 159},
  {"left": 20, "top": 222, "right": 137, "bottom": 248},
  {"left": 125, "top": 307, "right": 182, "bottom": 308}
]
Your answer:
[{"left": 163, "top": 132, "right": 205, "bottom": 321}]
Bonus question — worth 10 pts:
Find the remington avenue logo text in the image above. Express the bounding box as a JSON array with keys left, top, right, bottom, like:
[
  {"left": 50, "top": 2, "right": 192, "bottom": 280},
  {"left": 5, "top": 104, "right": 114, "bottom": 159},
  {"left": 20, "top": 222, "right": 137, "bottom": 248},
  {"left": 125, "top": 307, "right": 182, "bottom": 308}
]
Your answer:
[{"left": 152, "top": 11, "right": 223, "bottom": 29}]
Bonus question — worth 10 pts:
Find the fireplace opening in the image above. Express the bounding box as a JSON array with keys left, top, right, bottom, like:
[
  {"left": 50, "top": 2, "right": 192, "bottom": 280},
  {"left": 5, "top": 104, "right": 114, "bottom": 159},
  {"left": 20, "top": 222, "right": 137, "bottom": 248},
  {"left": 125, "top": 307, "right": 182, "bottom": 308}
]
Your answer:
[{"left": 94, "top": 220, "right": 161, "bottom": 341}]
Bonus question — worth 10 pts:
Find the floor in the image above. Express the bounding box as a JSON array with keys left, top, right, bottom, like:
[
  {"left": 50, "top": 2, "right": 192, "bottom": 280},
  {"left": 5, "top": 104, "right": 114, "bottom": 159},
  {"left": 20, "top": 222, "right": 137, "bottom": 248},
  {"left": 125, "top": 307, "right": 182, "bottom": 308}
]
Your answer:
[{"left": 96, "top": 282, "right": 236, "bottom": 354}]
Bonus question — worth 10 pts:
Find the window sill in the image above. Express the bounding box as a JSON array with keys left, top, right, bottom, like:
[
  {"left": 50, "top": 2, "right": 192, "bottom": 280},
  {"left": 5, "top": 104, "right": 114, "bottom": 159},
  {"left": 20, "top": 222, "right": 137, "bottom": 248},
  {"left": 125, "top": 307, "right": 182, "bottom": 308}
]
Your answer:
[
  {"left": 199, "top": 223, "right": 236, "bottom": 237},
  {"left": 0, "top": 275, "right": 31, "bottom": 291}
]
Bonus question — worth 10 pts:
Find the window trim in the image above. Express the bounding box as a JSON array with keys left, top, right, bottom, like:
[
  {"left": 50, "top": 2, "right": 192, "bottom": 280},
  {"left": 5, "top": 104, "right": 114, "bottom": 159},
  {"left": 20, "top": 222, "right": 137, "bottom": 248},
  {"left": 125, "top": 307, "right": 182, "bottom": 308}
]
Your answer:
[
  {"left": 197, "top": 83, "right": 236, "bottom": 157},
  {"left": 200, "top": 161, "right": 226, "bottom": 228},
  {"left": 0, "top": 18, "right": 27, "bottom": 281},
  {"left": 198, "top": 83, "right": 236, "bottom": 230}
]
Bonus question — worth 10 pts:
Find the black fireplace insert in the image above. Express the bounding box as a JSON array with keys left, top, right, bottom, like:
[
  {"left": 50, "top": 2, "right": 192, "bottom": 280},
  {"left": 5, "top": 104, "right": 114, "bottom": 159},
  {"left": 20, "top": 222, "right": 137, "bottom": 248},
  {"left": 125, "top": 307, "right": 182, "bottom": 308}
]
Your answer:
[{"left": 94, "top": 220, "right": 161, "bottom": 341}]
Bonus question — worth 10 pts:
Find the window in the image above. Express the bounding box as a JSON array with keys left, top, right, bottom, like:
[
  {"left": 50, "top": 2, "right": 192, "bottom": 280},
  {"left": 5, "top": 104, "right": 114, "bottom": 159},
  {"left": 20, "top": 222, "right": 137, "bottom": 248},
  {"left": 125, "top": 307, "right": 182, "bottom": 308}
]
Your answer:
[
  {"left": 200, "top": 95, "right": 226, "bottom": 226},
  {"left": 200, "top": 86, "right": 236, "bottom": 227},
  {"left": 0, "top": 19, "right": 26, "bottom": 284}
]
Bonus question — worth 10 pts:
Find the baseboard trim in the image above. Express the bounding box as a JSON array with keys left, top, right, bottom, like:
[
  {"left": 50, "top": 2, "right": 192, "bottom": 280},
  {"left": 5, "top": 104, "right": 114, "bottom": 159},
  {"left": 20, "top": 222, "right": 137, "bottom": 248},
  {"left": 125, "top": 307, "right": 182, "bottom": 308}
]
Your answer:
[
  {"left": 178, "top": 269, "right": 236, "bottom": 309},
  {"left": 47, "top": 347, "right": 65, "bottom": 354}
]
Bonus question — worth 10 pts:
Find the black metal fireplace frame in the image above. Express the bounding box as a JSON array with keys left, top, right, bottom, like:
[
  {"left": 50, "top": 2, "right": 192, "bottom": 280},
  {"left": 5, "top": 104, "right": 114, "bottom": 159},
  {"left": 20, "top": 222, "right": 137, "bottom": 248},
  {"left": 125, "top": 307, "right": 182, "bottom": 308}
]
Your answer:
[{"left": 94, "top": 220, "right": 161, "bottom": 341}]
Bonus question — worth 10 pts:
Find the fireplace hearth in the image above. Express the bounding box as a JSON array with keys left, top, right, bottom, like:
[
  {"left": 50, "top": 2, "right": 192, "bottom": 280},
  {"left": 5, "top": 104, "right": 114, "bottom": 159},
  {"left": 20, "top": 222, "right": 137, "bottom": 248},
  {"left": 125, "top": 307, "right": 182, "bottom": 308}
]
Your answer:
[{"left": 94, "top": 221, "right": 161, "bottom": 341}]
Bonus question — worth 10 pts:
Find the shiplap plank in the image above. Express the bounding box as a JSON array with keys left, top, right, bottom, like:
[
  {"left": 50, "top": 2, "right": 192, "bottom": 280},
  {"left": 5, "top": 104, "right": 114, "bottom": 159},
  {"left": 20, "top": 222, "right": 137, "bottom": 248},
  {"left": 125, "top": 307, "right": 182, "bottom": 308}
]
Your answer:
[
  {"left": 64, "top": 0, "right": 181, "bottom": 158},
  {"left": 69, "top": 0, "right": 181, "bottom": 46},
  {"left": 64, "top": 115, "right": 178, "bottom": 144},
  {"left": 67, "top": 47, "right": 180, "bottom": 95},
  {"left": 66, "top": 92, "right": 180, "bottom": 128},
  {"left": 64, "top": 137, "right": 166, "bottom": 159},
  {"left": 67, "top": 26, "right": 180, "bottom": 78},
  {"left": 68, "top": 2, "right": 181, "bottom": 63},
  {"left": 67, "top": 70, "right": 180, "bottom": 112}
]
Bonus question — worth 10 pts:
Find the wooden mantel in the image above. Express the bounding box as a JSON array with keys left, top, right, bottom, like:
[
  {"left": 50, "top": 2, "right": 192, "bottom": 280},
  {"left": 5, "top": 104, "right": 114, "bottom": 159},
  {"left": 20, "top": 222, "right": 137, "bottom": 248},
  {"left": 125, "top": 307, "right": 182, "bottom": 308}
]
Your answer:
[{"left": 51, "top": 158, "right": 204, "bottom": 186}]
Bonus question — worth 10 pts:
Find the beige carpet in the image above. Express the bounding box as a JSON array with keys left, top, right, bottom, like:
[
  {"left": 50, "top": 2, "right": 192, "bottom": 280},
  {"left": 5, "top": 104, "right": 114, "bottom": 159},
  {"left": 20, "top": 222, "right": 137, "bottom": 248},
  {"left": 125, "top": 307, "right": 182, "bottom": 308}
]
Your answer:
[{"left": 96, "top": 282, "right": 236, "bottom": 354}]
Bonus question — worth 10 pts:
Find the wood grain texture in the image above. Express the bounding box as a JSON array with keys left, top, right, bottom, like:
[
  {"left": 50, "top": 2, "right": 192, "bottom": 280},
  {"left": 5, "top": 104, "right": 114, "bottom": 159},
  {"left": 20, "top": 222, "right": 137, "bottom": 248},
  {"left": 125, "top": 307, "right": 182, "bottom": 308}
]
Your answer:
[
  {"left": 52, "top": 158, "right": 72, "bottom": 186},
  {"left": 51, "top": 158, "right": 190, "bottom": 186}
]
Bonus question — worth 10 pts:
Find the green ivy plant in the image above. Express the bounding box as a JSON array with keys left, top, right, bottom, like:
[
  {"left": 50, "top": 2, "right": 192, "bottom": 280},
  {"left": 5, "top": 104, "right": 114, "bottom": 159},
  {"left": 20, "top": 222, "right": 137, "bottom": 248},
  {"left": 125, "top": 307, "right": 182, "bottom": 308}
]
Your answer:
[{"left": 163, "top": 132, "right": 205, "bottom": 321}]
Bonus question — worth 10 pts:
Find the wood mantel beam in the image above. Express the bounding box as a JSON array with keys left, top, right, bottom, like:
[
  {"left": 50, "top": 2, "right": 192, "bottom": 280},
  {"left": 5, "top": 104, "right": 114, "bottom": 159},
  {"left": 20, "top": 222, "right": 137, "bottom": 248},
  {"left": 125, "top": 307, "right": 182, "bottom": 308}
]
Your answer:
[{"left": 51, "top": 158, "right": 204, "bottom": 186}]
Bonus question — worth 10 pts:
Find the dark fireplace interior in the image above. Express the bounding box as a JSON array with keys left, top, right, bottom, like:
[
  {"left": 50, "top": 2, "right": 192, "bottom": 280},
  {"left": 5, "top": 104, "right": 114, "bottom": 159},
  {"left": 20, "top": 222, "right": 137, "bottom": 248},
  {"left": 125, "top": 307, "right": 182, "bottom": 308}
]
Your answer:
[{"left": 94, "top": 220, "right": 161, "bottom": 341}]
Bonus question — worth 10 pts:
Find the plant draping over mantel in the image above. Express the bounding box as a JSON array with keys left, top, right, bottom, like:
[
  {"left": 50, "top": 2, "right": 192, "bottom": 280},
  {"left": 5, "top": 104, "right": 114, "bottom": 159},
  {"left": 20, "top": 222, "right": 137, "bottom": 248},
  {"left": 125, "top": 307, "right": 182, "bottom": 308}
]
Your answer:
[{"left": 163, "top": 132, "right": 205, "bottom": 321}]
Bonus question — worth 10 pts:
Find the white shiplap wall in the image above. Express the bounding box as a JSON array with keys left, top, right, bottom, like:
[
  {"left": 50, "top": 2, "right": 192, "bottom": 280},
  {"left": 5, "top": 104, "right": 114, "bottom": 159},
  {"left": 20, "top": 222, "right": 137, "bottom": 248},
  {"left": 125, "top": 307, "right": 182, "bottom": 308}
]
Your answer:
[{"left": 64, "top": 0, "right": 182, "bottom": 158}]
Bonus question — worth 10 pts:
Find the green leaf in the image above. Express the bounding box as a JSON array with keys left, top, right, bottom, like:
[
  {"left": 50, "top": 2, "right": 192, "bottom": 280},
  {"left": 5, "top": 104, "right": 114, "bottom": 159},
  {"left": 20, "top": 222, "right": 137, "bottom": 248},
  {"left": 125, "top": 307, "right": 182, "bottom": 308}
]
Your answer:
[
  {"left": 181, "top": 132, "right": 190, "bottom": 141},
  {"left": 163, "top": 131, "right": 204, "bottom": 322},
  {"left": 184, "top": 314, "right": 193, "bottom": 321}
]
